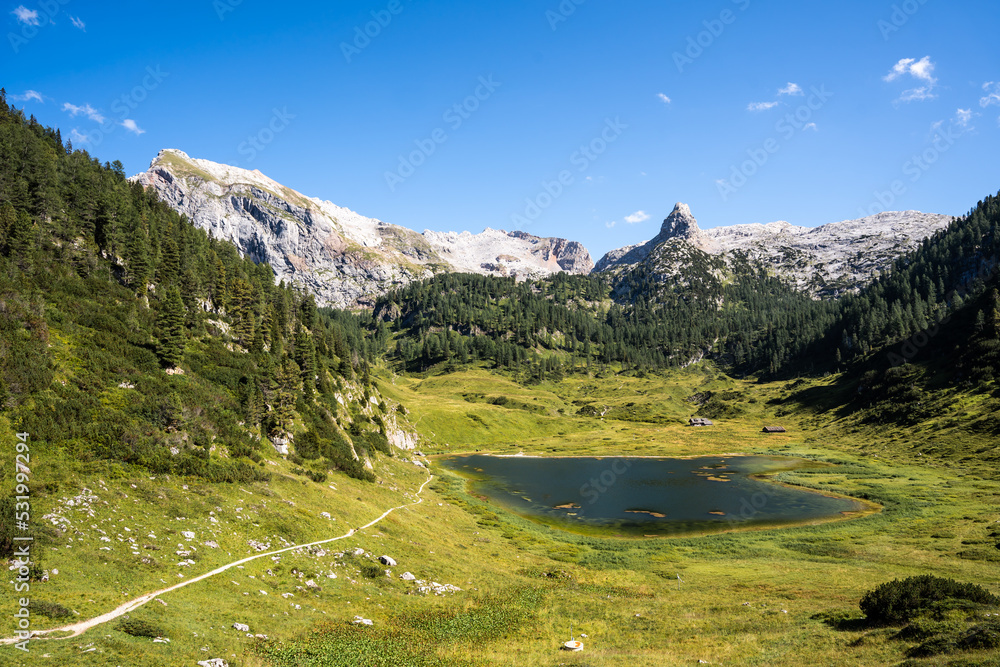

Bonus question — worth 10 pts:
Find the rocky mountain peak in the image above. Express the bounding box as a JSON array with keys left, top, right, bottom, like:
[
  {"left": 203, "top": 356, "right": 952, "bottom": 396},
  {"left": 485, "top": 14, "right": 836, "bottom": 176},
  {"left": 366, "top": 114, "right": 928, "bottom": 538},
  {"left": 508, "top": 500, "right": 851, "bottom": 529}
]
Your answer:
[
  {"left": 133, "top": 150, "right": 593, "bottom": 308},
  {"left": 660, "top": 202, "right": 699, "bottom": 239},
  {"left": 595, "top": 203, "right": 954, "bottom": 298}
]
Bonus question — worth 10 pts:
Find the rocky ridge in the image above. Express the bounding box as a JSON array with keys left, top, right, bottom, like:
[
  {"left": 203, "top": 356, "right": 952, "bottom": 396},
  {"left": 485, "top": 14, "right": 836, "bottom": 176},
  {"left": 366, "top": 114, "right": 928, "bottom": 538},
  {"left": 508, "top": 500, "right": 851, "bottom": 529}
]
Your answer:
[
  {"left": 133, "top": 150, "right": 593, "bottom": 308},
  {"left": 596, "top": 203, "right": 955, "bottom": 298}
]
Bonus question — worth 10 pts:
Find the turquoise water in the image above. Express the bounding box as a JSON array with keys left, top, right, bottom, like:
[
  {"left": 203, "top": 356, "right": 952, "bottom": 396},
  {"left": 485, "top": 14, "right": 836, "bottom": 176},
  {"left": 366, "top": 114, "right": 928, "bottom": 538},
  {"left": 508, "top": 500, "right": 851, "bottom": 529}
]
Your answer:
[{"left": 441, "top": 455, "right": 866, "bottom": 536}]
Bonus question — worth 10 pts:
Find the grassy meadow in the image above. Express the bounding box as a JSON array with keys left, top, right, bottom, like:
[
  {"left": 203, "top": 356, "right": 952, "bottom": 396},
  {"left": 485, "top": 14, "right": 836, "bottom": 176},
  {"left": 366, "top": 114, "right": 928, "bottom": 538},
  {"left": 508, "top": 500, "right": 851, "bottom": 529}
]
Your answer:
[{"left": 3, "top": 365, "right": 1000, "bottom": 666}]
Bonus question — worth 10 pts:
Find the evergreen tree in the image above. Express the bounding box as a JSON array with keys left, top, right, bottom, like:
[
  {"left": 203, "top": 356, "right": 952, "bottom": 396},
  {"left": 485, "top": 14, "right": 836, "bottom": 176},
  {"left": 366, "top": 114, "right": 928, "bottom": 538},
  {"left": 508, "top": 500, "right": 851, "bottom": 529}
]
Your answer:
[
  {"left": 157, "top": 286, "right": 186, "bottom": 367},
  {"left": 294, "top": 325, "right": 317, "bottom": 398}
]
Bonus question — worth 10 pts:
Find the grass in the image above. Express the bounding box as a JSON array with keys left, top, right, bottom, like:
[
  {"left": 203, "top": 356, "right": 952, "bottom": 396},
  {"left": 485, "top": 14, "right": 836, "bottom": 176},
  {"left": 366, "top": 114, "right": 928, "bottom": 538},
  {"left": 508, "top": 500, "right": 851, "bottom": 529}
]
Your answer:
[{"left": 2, "top": 365, "right": 999, "bottom": 665}]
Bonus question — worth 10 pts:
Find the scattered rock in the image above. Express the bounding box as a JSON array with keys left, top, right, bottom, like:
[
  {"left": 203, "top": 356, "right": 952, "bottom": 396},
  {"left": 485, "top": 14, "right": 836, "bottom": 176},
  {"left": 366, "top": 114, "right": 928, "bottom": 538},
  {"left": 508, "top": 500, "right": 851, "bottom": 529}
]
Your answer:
[
  {"left": 232, "top": 623, "right": 249, "bottom": 632},
  {"left": 378, "top": 555, "right": 397, "bottom": 567},
  {"left": 197, "top": 660, "right": 228, "bottom": 667},
  {"left": 352, "top": 616, "right": 373, "bottom": 626},
  {"left": 400, "top": 572, "right": 416, "bottom": 581}
]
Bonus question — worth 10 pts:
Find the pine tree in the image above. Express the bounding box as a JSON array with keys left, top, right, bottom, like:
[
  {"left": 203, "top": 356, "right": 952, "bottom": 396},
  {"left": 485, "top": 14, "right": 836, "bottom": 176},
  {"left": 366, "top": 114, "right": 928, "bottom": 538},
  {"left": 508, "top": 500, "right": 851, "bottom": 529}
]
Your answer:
[
  {"left": 126, "top": 218, "right": 152, "bottom": 294},
  {"left": 159, "top": 232, "right": 181, "bottom": 286},
  {"left": 0, "top": 201, "right": 15, "bottom": 253},
  {"left": 294, "top": 325, "right": 317, "bottom": 398},
  {"left": 157, "top": 286, "right": 186, "bottom": 368},
  {"left": 272, "top": 357, "right": 301, "bottom": 433}
]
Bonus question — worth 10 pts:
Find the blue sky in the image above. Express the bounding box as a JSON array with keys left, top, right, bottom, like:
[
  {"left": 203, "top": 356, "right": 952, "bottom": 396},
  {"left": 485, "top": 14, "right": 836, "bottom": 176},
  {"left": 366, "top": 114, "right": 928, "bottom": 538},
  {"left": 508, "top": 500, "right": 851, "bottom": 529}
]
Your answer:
[{"left": 4, "top": 0, "right": 999, "bottom": 259}]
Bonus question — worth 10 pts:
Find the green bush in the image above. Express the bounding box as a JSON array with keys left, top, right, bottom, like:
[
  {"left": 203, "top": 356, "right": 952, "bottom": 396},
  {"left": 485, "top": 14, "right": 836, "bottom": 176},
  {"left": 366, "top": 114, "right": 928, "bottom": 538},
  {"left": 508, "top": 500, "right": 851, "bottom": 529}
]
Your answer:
[
  {"left": 360, "top": 562, "right": 385, "bottom": 579},
  {"left": 118, "top": 617, "right": 166, "bottom": 638},
  {"left": 29, "top": 599, "right": 73, "bottom": 619},
  {"left": 860, "top": 575, "right": 1000, "bottom": 625}
]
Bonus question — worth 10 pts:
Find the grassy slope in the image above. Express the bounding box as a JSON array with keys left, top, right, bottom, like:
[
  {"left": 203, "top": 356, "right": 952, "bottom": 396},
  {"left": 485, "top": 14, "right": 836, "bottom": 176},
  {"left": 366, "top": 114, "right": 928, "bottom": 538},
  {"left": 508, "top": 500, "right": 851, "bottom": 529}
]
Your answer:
[{"left": 3, "top": 366, "right": 999, "bottom": 666}]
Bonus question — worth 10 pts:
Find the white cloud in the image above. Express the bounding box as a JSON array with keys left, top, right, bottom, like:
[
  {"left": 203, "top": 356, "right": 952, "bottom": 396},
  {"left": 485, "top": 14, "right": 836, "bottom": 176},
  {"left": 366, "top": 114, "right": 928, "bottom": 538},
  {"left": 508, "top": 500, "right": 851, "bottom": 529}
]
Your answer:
[
  {"left": 747, "top": 101, "right": 779, "bottom": 112},
  {"left": 657, "top": 93, "right": 672, "bottom": 104},
  {"left": 70, "top": 16, "right": 85, "bottom": 31},
  {"left": 898, "top": 86, "right": 936, "bottom": 102},
  {"left": 955, "top": 108, "right": 976, "bottom": 129},
  {"left": 778, "top": 82, "right": 803, "bottom": 96},
  {"left": 11, "top": 90, "right": 43, "bottom": 103},
  {"left": 62, "top": 102, "right": 105, "bottom": 124},
  {"left": 981, "top": 82, "right": 1000, "bottom": 108},
  {"left": 624, "top": 211, "right": 650, "bottom": 225},
  {"left": 884, "top": 56, "right": 937, "bottom": 102},
  {"left": 12, "top": 5, "right": 39, "bottom": 25},
  {"left": 605, "top": 220, "right": 617, "bottom": 229},
  {"left": 69, "top": 129, "right": 90, "bottom": 144},
  {"left": 804, "top": 122, "right": 818, "bottom": 131},
  {"left": 121, "top": 119, "right": 145, "bottom": 135}
]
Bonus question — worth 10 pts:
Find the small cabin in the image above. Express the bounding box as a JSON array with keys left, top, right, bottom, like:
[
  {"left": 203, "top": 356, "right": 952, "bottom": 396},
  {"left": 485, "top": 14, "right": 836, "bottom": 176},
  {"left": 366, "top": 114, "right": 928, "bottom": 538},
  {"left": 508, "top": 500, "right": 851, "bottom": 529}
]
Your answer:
[
  {"left": 762, "top": 426, "right": 787, "bottom": 433},
  {"left": 689, "top": 418, "right": 714, "bottom": 427}
]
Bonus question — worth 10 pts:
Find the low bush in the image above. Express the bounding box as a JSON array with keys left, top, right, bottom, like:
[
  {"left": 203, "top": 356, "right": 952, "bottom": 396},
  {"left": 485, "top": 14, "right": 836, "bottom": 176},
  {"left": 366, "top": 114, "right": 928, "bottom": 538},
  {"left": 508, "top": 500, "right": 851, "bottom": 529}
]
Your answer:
[
  {"left": 118, "top": 617, "right": 166, "bottom": 638},
  {"left": 861, "top": 575, "right": 1000, "bottom": 625},
  {"left": 29, "top": 599, "right": 73, "bottom": 619}
]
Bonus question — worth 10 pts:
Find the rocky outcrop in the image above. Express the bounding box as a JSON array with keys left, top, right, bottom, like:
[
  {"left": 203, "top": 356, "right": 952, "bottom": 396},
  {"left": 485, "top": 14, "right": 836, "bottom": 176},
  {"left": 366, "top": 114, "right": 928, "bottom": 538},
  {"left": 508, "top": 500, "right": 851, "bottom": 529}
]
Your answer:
[
  {"left": 596, "top": 203, "right": 954, "bottom": 298},
  {"left": 134, "top": 150, "right": 593, "bottom": 308}
]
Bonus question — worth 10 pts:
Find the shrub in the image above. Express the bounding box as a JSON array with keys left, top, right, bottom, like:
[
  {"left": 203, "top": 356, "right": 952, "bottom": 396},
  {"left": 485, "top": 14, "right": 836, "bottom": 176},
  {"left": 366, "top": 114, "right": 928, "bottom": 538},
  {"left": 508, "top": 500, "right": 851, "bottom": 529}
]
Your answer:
[
  {"left": 118, "top": 617, "right": 166, "bottom": 638},
  {"left": 29, "top": 599, "right": 73, "bottom": 619},
  {"left": 359, "top": 562, "right": 385, "bottom": 579},
  {"left": 861, "top": 575, "right": 1000, "bottom": 625}
]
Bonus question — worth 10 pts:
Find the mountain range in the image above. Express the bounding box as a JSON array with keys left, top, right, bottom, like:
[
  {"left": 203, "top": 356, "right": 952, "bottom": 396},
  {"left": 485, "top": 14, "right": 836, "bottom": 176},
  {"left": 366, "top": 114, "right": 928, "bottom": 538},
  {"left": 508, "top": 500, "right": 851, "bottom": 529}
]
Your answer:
[
  {"left": 133, "top": 150, "right": 593, "bottom": 308},
  {"left": 134, "top": 151, "right": 954, "bottom": 307}
]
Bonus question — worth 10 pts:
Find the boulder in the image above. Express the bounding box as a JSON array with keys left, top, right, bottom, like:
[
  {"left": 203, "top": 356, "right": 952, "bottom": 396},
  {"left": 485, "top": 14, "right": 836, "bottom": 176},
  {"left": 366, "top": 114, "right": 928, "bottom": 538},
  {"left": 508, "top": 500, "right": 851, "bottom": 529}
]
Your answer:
[
  {"left": 378, "top": 555, "right": 397, "bottom": 567},
  {"left": 400, "top": 572, "right": 416, "bottom": 581},
  {"left": 232, "top": 623, "right": 249, "bottom": 632},
  {"left": 197, "top": 660, "right": 228, "bottom": 667}
]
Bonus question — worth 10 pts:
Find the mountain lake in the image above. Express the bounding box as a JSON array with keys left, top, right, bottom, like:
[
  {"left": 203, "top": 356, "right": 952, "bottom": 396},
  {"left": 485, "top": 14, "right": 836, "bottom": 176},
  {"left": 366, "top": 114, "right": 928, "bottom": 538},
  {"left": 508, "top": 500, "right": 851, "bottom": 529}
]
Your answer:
[{"left": 441, "top": 454, "right": 872, "bottom": 537}]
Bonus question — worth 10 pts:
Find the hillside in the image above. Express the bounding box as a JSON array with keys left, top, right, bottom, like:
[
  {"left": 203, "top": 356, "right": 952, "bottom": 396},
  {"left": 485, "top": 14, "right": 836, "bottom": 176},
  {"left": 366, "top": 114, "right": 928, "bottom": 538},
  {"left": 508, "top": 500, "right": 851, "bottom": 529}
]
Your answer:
[
  {"left": 0, "top": 96, "right": 418, "bottom": 494},
  {"left": 133, "top": 150, "right": 593, "bottom": 308}
]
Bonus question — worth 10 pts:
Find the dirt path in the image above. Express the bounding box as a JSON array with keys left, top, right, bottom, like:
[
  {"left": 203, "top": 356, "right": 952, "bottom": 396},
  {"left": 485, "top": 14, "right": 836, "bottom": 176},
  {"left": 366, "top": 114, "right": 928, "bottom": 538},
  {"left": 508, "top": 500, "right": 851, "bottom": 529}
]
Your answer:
[{"left": 1, "top": 473, "right": 434, "bottom": 644}]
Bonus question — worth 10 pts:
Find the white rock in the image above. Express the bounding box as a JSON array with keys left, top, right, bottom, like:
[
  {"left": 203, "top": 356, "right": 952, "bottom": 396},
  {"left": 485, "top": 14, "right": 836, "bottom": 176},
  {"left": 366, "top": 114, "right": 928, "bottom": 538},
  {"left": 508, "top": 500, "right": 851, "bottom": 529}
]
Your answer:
[
  {"left": 400, "top": 572, "right": 416, "bottom": 581},
  {"left": 378, "top": 555, "right": 397, "bottom": 567},
  {"left": 197, "top": 660, "right": 228, "bottom": 667},
  {"left": 133, "top": 150, "right": 593, "bottom": 309},
  {"left": 232, "top": 623, "right": 250, "bottom": 632}
]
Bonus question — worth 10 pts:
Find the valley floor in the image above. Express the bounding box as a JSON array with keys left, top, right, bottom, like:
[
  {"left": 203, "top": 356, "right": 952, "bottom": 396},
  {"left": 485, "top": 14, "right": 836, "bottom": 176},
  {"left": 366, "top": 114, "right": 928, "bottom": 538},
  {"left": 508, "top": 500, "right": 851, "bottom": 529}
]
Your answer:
[{"left": 3, "top": 368, "right": 999, "bottom": 666}]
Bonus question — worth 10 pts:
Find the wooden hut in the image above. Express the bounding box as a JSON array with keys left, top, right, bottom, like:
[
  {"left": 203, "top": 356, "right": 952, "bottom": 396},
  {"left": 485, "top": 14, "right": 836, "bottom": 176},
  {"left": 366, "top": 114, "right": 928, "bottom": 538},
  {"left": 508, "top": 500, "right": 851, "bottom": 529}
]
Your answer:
[
  {"left": 762, "top": 426, "right": 787, "bottom": 433},
  {"left": 689, "top": 418, "right": 714, "bottom": 427}
]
